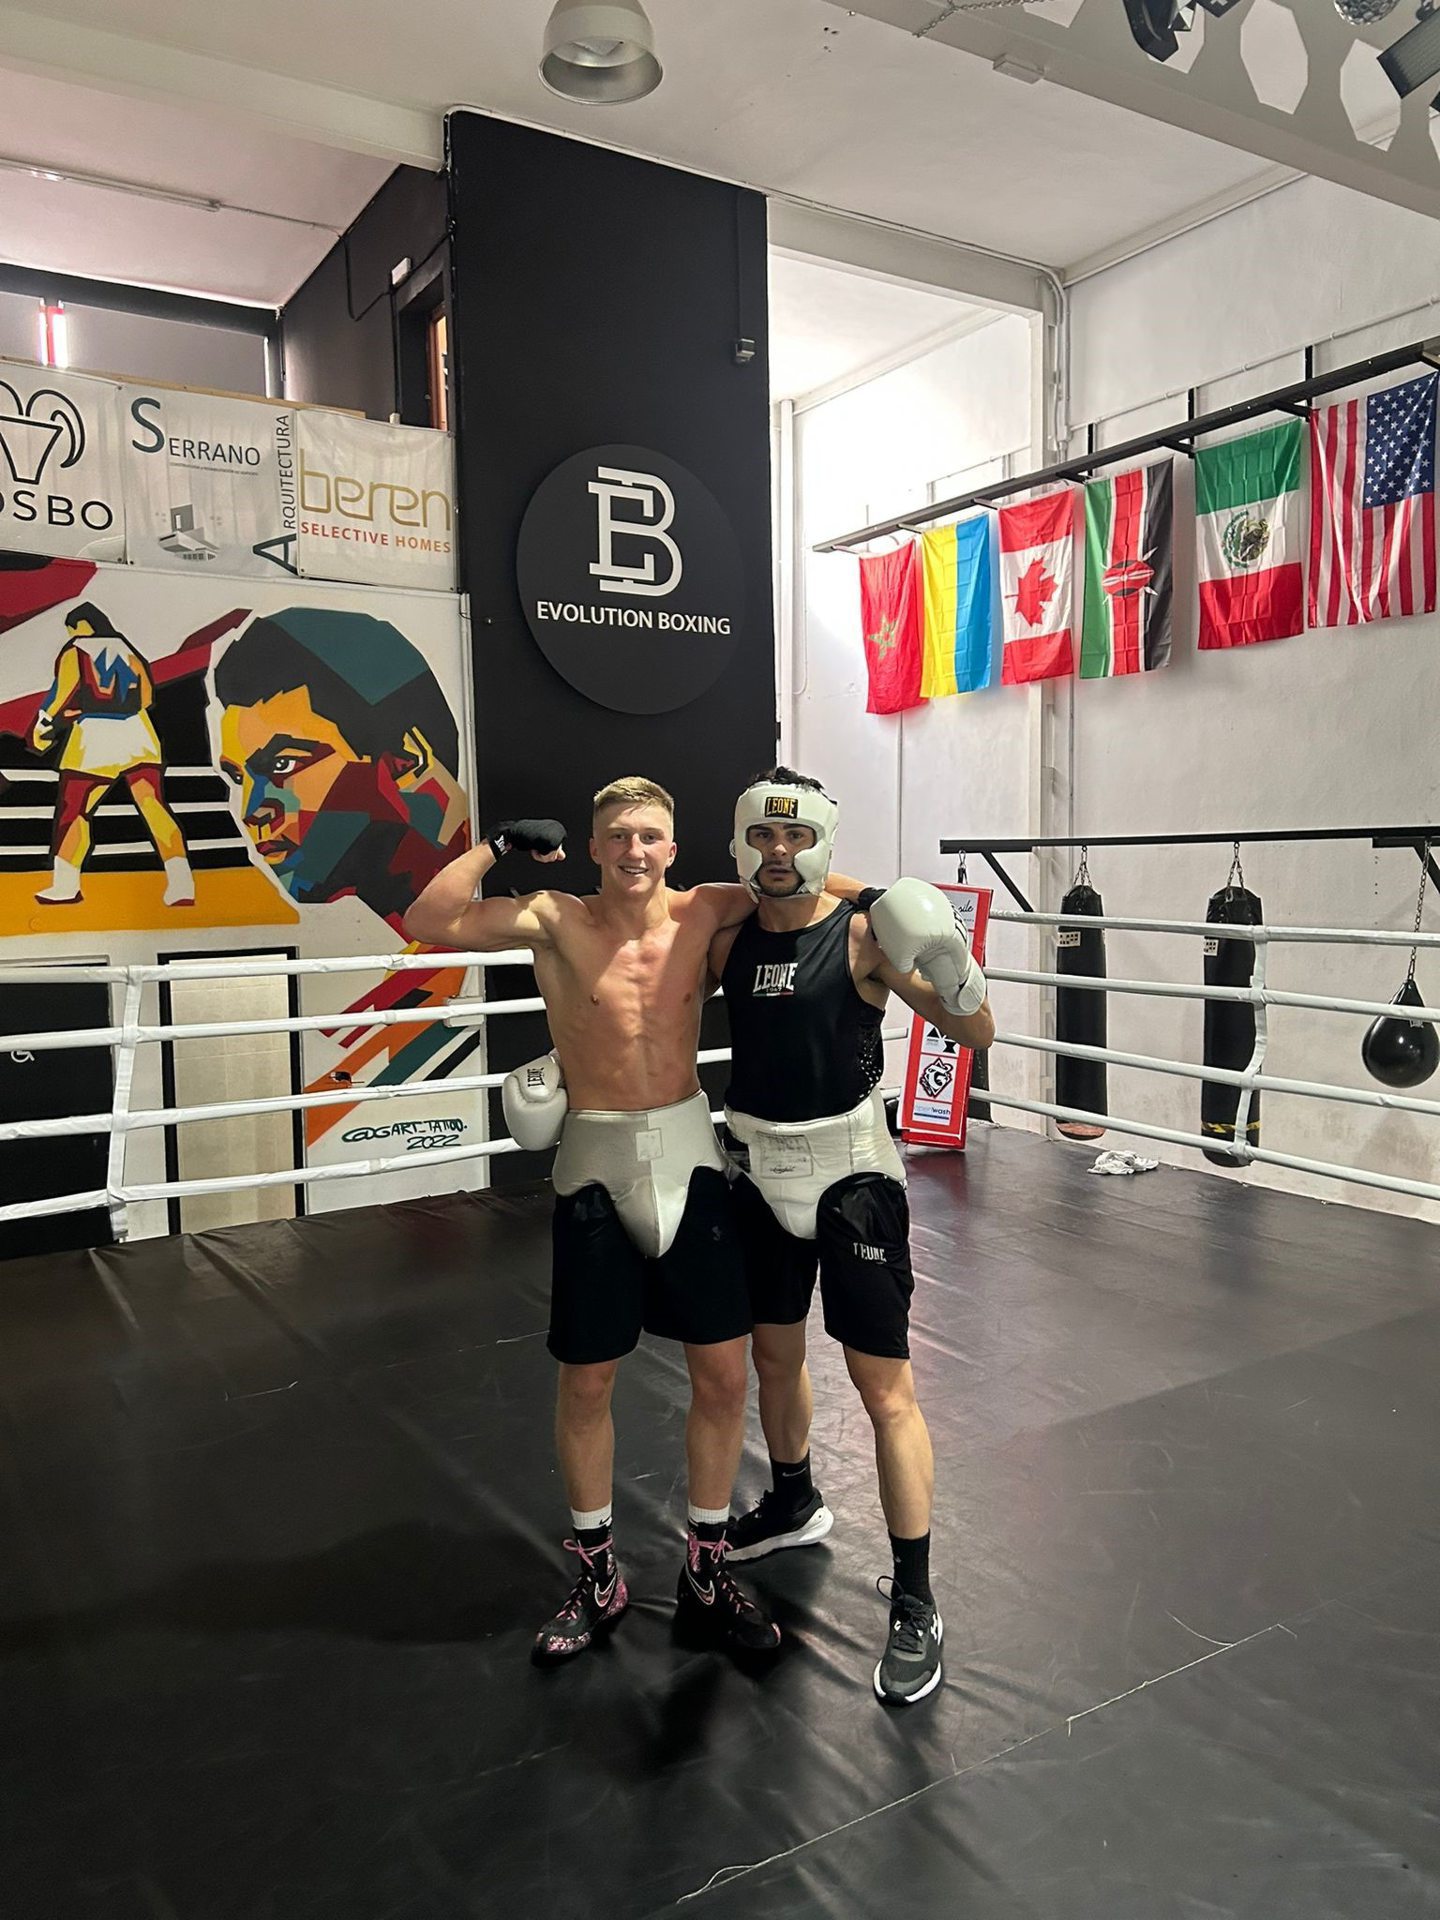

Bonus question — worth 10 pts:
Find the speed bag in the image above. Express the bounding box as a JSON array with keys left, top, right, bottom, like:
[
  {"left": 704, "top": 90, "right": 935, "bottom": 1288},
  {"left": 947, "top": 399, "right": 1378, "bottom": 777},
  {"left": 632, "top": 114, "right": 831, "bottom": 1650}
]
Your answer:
[
  {"left": 1056, "top": 883, "right": 1107, "bottom": 1139},
  {"left": 1202, "top": 883, "right": 1262, "bottom": 1167}
]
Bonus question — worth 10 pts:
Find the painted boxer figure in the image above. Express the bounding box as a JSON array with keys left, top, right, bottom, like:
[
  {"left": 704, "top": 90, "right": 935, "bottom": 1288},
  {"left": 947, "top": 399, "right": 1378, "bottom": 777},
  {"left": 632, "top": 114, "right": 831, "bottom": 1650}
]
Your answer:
[
  {"left": 405, "top": 777, "right": 787, "bottom": 1663},
  {"left": 710, "top": 768, "right": 994, "bottom": 1705}
]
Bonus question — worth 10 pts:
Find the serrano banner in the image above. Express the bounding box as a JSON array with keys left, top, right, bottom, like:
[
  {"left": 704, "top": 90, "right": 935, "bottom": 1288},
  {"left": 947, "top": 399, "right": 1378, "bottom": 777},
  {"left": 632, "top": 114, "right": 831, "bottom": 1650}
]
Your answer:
[
  {"left": 294, "top": 412, "right": 457, "bottom": 591},
  {"left": 120, "top": 386, "right": 298, "bottom": 578}
]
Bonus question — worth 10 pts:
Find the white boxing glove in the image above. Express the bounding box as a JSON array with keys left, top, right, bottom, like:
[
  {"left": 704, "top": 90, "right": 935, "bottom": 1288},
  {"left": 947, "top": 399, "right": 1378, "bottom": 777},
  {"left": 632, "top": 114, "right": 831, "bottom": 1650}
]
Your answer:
[
  {"left": 867, "top": 877, "right": 987, "bottom": 1019},
  {"left": 501, "top": 1050, "right": 568, "bottom": 1152}
]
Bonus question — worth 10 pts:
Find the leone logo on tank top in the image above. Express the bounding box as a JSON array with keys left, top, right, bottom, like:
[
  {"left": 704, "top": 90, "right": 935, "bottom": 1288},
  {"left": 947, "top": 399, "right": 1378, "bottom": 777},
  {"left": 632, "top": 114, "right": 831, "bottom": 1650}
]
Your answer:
[{"left": 752, "top": 961, "right": 798, "bottom": 997}]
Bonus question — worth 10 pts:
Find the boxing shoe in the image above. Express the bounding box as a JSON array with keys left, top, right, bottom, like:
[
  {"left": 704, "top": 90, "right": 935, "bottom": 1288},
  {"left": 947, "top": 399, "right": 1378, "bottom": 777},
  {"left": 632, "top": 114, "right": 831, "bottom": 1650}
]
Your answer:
[
  {"left": 532, "top": 1536, "right": 629, "bottom": 1662},
  {"left": 674, "top": 1536, "right": 781, "bottom": 1654}
]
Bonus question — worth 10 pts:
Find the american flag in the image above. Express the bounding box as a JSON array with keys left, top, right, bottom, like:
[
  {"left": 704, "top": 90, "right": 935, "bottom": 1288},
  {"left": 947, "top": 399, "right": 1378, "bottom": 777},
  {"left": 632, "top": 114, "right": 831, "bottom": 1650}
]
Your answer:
[{"left": 1309, "top": 370, "right": 1437, "bottom": 629}]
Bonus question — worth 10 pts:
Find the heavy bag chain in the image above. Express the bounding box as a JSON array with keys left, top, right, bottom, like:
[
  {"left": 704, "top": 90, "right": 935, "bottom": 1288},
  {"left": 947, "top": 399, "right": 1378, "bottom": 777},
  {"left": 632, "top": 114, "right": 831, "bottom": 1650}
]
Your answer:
[
  {"left": 1405, "top": 843, "right": 1432, "bottom": 986},
  {"left": 1227, "top": 840, "right": 1245, "bottom": 891},
  {"left": 1073, "top": 843, "right": 1091, "bottom": 889}
]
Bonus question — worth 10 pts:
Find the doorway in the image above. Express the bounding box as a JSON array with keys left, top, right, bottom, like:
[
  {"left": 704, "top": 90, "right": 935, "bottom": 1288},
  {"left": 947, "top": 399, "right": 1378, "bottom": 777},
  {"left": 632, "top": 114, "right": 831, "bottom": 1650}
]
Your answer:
[
  {"left": 0, "top": 970, "right": 114, "bottom": 1260},
  {"left": 159, "top": 948, "right": 304, "bottom": 1235}
]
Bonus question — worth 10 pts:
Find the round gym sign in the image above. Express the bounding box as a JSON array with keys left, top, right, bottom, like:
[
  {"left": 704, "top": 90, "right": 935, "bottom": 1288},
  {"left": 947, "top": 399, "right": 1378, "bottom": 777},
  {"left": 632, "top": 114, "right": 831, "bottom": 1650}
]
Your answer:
[{"left": 516, "top": 444, "right": 745, "bottom": 714}]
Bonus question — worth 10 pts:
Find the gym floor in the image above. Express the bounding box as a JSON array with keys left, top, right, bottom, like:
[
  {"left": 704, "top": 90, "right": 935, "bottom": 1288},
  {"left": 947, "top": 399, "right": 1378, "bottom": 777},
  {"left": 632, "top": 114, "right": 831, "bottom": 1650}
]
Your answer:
[{"left": 1, "top": 1125, "right": 1436, "bottom": 1919}]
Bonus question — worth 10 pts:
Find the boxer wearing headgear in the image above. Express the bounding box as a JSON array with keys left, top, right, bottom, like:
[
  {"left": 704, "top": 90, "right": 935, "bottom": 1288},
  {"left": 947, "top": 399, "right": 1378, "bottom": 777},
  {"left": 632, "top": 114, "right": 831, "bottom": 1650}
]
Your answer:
[
  {"left": 711, "top": 767, "right": 994, "bottom": 1706},
  {"left": 406, "top": 779, "right": 794, "bottom": 1669}
]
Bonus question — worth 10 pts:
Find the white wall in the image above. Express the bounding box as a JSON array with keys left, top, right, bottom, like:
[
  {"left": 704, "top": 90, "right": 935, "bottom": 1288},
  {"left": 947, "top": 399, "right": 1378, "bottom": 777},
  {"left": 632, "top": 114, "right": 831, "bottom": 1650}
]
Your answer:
[
  {"left": 783, "top": 177, "right": 1440, "bottom": 1222},
  {"left": 1064, "top": 174, "right": 1440, "bottom": 1223},
  {"left": 789, "top": 312, "right": 1049, "bottom": 1116}
]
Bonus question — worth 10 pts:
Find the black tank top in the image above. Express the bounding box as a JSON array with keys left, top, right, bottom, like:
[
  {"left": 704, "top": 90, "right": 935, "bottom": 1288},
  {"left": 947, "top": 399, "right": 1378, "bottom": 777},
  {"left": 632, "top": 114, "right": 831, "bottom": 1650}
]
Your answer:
[{"left": 721, "top": 904, "right": 884, "bottom": 1122}]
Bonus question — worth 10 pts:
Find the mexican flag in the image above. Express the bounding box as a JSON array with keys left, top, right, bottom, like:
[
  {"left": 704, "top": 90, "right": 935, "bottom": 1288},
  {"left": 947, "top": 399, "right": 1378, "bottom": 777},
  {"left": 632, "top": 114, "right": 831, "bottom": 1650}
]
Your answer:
[
  {"left": 1194, "top": 420, "right": 1305, "bottom": 649},
  {"left": 1080, "top": 458, "right": 1174, "bottom": 677}
]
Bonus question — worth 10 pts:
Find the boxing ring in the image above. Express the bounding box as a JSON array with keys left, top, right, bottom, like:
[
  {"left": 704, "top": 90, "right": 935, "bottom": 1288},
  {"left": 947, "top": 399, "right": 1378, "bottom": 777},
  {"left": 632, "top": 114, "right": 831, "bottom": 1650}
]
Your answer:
[{"left": 0, "top": 905, "right": 1437, "bottom": 1917}]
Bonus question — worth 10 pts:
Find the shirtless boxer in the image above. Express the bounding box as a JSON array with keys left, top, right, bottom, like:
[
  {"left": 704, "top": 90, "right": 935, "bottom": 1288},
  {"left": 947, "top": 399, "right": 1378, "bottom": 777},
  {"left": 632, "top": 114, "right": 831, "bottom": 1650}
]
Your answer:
[
  {"left": 405, "top": 777, "right": 805, "bottom": 1664},
  {"left": 708, "top": 769, "right": 994, "bottom": 1705}
]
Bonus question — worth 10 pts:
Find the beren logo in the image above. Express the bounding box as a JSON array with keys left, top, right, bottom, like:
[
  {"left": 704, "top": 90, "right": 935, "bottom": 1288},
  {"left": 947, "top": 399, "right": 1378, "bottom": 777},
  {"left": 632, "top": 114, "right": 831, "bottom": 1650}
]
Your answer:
[
  {"left": 0, "top": 383, "right": 85, "bottom": 487},
  {"left": 589, "top": 465, "right": 683, "bottom": 599}
]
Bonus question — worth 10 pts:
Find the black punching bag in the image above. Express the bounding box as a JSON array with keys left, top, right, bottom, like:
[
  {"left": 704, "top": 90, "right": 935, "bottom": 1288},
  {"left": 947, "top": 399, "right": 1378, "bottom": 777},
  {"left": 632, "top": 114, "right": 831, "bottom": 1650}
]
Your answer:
[
  {"left": 1202, "top": 882, "right": 1262, "bottom": 1166},
  {"left": 1056, "top": 881, "right": 1107, "bottom": 1139},
  {"left": 1362, "top": 976, "right": 1440, "bottom": 1089}
]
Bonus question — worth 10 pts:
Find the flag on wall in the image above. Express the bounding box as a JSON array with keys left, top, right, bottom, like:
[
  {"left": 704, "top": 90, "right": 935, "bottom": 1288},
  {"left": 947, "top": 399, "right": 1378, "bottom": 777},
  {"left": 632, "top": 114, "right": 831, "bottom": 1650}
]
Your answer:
[
  {"left": 1195, "top": 420, "right": 1305, "bottom": 649},
  {"left": 920, "top": 515, "right": 996, "bottom": 696},
  {"left": 998, "top": 490, "right": 1078, "bottom": 684},
  {"left": 1309, "top": 370, "right": 1437, "bottom": 629},
  {"left": 859, "top": 543, "right": 925, "bottom": 713},
  {"left": 1080, "top": 458, "right": 1173, "bottom": 677}
]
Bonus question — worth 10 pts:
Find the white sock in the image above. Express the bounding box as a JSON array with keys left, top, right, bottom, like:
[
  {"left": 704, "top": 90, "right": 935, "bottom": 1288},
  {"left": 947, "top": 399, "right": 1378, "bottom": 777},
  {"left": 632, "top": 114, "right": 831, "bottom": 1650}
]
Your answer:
[
  {"left": 570, "top": 1506, "right": 612, "bottom": 1534},
  {"left": 688, "top": 1504, "right": 730, "bottom": 1530}
]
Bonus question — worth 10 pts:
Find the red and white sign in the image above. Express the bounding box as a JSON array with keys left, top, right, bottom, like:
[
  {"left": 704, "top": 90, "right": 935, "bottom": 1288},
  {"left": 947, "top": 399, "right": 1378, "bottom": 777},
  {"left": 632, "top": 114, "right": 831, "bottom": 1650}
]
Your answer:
[
  {"left": 899, "top": 885, "right": 991, "bottom": 1150},
  {"left": 999, "top": 489, "right": 1077, "bottom": 684}
]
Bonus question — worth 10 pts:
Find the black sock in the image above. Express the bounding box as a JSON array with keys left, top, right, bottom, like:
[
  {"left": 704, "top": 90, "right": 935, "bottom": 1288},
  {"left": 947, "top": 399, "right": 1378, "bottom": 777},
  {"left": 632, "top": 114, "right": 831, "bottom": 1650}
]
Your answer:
[
  {"left": 889, "top": 1530, "right": 933, "bottom": 1606},
  {"left": 770, "top": 1453, "right": 813, "bottom": 1508},
  {"left": 574, "top": 1523, "right": 614, "bottom": 1582}
]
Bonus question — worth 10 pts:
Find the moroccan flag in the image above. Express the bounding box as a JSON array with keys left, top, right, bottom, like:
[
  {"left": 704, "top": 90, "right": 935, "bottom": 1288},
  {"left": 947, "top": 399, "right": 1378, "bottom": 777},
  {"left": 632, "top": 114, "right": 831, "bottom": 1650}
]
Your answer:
[
  {"left": 999, "top": 490, "right": 1077, "bottom": 684},
  {"left": 1081, "top": 459, "right": 1173, "bottom": 677},
  {"left": 920, "top": 515, "right": 997, "bottom": 696},
  {"left": 1309, "top": 370, "right": 1437, "bottom": 629},
  {"left": 1195, "top": 420, "right": 1305, "bottom": 649},
  {"left": 858, "top": 543, "right": 925, "bottom": 714}
]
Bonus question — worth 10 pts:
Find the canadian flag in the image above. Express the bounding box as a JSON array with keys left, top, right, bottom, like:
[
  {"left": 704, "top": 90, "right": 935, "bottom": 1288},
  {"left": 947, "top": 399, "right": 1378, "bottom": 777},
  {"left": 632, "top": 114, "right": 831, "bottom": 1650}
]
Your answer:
[{"left": 999, "top": 490, "right": 1078, "bottom": 684}]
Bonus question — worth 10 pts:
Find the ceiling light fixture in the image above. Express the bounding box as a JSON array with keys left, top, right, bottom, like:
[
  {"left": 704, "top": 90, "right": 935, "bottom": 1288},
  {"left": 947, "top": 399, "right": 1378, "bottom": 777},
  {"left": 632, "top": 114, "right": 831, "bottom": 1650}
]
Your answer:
[
  {"left": 1378, "top": 0, "right": 1440, "bottom": 95},
  {"left": 1333, "top": 0, "right": 1402, "bottom": 22},
  {"left": 540, "top": 0, "right": 662, "bottom": 104}
]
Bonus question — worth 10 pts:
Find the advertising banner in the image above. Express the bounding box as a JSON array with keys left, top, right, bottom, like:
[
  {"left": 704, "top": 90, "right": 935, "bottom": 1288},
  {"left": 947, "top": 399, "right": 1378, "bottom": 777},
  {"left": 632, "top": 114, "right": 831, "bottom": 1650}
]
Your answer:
[
  {"left": 120, "top": 385, "right": 298, "bottom": 578},
  {"left": 899, "top": 886, "right": 991, "bottom": 1149},
  {"left": 294, "top": 412, "right": 457, "bottom": 591},
  {"left": 0, "top": 362, "right": 124, "bottom": 560}
]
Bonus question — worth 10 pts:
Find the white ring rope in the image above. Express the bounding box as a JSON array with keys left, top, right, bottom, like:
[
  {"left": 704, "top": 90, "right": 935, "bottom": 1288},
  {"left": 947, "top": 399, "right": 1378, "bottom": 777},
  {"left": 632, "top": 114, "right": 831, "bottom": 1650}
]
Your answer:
[{"left": 1, "top": 898, "right": 1436, "bottom": 1226}]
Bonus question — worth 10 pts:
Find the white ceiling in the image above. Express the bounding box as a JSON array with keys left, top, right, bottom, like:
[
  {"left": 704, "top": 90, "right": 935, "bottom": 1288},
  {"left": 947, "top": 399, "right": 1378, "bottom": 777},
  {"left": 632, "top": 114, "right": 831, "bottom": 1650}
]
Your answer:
[
  {"left": 0, "top": 0, "right": 1283, "bottom": 287},
  {"left": 0, "top": 64, "right": 392, "bottom": 304},
  {"left": 768, "top": 258, "right": 990, "bottom": 404}
]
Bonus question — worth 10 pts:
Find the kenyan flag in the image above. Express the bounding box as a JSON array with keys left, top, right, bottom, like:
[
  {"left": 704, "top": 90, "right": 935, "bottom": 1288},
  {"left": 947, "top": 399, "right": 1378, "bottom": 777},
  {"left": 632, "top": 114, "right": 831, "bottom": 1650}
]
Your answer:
[
  {"left": 1194, "top": 420, "right": 1305, "bottom": 649},
  {"left": 1080, "top": 458, "right": 1173, "bottom": 677}
]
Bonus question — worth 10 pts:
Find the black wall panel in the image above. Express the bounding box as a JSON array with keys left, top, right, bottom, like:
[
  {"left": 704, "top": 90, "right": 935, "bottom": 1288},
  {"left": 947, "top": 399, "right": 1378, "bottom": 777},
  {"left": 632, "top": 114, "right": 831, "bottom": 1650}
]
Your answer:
[{"left": 446, "top": 113, "right": 776, "bottom": 886}]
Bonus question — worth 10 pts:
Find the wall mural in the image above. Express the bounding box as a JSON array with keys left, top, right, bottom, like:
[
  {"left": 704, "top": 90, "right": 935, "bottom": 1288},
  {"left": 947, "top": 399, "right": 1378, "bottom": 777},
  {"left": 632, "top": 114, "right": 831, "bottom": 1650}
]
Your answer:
[{"left": 0, "top": 554, "right": 479, "bottom": 1179}]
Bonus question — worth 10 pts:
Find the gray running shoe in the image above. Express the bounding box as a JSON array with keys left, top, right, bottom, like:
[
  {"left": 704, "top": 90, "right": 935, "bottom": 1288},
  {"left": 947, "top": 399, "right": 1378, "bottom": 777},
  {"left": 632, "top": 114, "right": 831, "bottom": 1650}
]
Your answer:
[{"left": 873, "top": 1575, "right": 944, "bottom": 1704}]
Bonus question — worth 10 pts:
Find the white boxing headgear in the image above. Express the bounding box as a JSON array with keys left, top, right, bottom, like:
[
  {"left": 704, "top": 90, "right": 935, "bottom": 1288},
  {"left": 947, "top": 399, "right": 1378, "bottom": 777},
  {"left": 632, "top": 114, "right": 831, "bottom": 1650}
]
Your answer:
[{"left": 731, "top": 778, "right": 840, "bottom": 897}]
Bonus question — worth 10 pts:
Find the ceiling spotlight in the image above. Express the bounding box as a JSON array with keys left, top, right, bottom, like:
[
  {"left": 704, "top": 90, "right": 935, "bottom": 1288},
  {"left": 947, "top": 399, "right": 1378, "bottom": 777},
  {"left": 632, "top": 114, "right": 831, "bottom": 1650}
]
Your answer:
[
  {"left": 1120, "top": 0, "right": 1192, "bottom": 63},
  {"left": 1333, "top": 0, "right": 1402, "bottom": 21},
  {"left": 1378, "top": 0, "right": 1440, "bottom": 96},
  {"left": 540, "top": 0, "right": 662, "bottom": 104}
]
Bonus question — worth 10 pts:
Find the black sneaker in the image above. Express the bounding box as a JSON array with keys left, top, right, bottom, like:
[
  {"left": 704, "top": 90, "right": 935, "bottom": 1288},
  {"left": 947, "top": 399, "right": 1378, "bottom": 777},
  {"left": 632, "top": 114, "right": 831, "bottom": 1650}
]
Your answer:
[
  {"left": 532, "top": 1538, "right": 629, "bottom": 1663},
  {"left": 873, "top": 1575, "right": 943, "bottom": 1704},
  {"left": 675, "top": 1539, "right": 782, "bottom": 1654},
  {"left": 726, "top": 1487, "right": 834, "bottom": 1564}
]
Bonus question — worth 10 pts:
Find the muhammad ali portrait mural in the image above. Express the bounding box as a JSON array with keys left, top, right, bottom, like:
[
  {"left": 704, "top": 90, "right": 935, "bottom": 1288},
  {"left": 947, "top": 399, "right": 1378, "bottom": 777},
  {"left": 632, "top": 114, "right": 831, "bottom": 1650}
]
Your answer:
[{"left": 0, "top": 554, "right": 479, "bottom": 1177}]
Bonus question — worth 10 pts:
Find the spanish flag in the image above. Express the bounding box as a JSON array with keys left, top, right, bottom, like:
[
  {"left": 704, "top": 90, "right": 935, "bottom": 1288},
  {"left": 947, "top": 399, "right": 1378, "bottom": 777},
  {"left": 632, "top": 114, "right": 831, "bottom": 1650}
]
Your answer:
[{"left": 920, "top": 515, "right": 997, "bottom": 696}]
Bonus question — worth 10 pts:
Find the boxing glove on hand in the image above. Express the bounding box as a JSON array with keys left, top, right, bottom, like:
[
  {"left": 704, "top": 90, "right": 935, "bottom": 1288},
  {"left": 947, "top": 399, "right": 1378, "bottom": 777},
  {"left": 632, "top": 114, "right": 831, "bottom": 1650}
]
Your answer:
[
  {"left": 501, "top": 1050, "right": 568, "bottom": 1152},
  {"left": 487, "top": 818, "right": 566, "bottom": 858},
  {"left": 867, "top": 877, "right": 987, "bottom": 1018}
]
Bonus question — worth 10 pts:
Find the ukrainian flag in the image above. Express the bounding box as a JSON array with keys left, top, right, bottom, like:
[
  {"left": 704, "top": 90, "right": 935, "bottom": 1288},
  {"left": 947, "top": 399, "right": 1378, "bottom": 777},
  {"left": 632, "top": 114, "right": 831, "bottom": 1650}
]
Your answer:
[{"left": 920, "top": 515, "right": 998, "bottom": 697}]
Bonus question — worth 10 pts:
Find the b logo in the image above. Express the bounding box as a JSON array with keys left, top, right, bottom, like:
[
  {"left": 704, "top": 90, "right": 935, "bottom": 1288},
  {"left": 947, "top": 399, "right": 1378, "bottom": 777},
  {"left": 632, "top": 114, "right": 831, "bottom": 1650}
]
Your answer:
[{"left": 589, "top": 466, "right": 683, "bottom": 599}]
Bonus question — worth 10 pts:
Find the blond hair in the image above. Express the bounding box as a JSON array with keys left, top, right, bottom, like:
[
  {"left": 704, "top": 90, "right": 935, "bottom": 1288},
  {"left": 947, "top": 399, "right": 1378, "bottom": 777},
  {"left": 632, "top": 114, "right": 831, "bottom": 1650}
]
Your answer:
[{"left": 591, "top": 775, "right": 675, "bottom": 825}]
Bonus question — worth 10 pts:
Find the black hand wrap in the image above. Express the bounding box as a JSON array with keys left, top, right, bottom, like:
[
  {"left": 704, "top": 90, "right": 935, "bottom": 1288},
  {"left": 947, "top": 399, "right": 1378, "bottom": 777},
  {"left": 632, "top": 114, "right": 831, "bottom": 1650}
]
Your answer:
[
  {"left": 487, "top": 818, "right": 566, "bottom": 858},
  {"left": 856, "top": 886, "right": 888, "bottom": 914}
]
